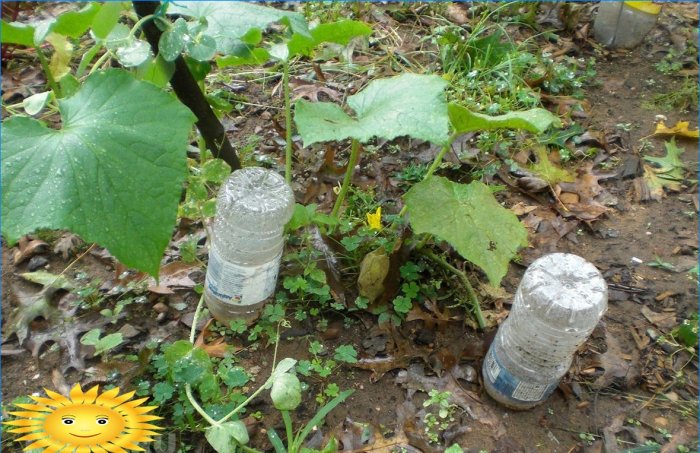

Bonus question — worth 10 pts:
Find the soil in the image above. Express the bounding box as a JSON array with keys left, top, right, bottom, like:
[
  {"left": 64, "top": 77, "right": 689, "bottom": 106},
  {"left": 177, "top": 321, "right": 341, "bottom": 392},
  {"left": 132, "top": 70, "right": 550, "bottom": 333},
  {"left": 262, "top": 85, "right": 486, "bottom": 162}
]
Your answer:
[{"left": 1, "top": 3, "right": 698, "bottom": 453}]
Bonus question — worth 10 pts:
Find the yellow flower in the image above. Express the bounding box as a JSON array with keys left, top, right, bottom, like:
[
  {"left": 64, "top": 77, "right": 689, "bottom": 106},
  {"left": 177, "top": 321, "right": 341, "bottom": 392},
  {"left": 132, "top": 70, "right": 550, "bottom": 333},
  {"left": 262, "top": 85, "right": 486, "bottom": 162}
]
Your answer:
[{"left": 366, "top": 206, "right": 382, "bottom": 231}]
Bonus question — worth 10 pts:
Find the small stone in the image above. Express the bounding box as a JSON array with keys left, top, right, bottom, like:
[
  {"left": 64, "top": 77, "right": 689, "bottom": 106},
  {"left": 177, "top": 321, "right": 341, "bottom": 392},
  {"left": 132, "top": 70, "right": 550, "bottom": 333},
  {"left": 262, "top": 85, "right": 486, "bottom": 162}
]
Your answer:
[
  {"left": 664, "top": 391, "right": 679, "bottom": 402},
  {"left": 654, "top": 417, "right": 668, "bottom": 427},
  {"left": 559, "top": 192, "right": 579, "bottom": 204},
  {"left": 180, "top": 311, "right": 210, "bottom": 330},
  {"left": 27, "top": 256, "right": 49, "bottom": 271},
  {"left": 261, "top": 111, "right": 272, "bottom": 120},
  {"left": 153, "top": 302, "right": 169, "bottom": 314},
  {"left": 118, "top": 323, "right": 140, "bottom": 339}
]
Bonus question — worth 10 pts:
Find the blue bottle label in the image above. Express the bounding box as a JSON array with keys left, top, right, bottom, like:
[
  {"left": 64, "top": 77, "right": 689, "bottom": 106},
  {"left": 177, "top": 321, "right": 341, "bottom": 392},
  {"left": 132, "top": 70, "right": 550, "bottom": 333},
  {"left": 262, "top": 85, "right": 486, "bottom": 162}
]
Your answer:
[{"left": 484, "top": 347, "right": 557, "bottom": 403}]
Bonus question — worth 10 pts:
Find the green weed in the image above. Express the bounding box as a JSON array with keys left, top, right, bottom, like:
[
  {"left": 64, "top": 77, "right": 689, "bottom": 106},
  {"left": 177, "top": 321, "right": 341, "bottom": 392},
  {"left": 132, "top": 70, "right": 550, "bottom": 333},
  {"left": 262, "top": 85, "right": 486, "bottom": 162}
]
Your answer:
[{"left": 643, "top": 77, "right": 699, "bottom": 113}]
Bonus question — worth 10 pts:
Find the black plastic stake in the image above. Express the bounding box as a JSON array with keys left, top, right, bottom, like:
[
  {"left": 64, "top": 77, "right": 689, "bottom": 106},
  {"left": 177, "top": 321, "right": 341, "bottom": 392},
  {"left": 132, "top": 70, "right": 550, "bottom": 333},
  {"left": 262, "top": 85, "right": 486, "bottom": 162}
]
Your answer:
[{"left": 132, "top": 1, "right": 241, "bottom": 171}]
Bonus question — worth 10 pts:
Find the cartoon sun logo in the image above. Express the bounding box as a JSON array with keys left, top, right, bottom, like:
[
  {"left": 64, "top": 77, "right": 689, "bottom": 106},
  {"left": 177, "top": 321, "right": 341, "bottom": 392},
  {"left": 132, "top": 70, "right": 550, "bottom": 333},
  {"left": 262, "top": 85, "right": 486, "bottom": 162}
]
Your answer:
[{"left": 4, "top": 384, "right": 162, "bottom": 452}]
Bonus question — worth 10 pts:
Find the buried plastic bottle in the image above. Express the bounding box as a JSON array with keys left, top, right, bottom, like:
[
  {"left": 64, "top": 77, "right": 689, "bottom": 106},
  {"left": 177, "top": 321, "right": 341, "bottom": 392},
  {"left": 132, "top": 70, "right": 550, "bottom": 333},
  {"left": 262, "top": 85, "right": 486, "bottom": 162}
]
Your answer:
[
  {"left": 482, "top": 253, "right": 608, "bottom": 410},
  {"left": 204, "top": 167, "right": 294, "bottom": 324}
]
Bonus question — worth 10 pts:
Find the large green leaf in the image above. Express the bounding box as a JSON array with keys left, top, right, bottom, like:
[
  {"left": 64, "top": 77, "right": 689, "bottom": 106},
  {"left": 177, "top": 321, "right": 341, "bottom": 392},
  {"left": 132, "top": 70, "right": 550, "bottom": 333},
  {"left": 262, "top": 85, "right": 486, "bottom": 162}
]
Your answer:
[
  {"left": 295, "top": 73, "right": 449, "bottom": 146},
  {"left": 287, "top": 20, "right": 372, "bottom": 57},
  {"left": 1, "top": 69, "right": 196, "bottom": 276},
  {"left": 404, "top": 176, "right": 528, "bottom": 286},
  {"left": 449, "top": 103, "right": 561, "bottom": 135},
  {"left": 2, "top": 3, "right": 105, "bottom": 47},
  {"left": 50, "top": 3, "right": 102, "bottom": 40},
  {"left": 168, "top": 2, "right": 309, "bottom": 54},
  {"left": 1, "top": 20, "right": 34, "bottom": 46}
]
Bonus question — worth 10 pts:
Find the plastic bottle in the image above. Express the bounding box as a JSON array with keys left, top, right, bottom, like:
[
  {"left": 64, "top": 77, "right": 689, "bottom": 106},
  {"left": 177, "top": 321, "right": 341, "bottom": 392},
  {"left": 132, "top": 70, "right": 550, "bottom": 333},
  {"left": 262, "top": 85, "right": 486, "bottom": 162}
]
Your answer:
[
  {"left": 593, "top": 1, "right": 661, "bottom": 49},
  {"left": 482, "top": 253, "right": 608, "bottom": 410},
  {"left": 204, "top": 167, "right": 294, "bottom": 324}
]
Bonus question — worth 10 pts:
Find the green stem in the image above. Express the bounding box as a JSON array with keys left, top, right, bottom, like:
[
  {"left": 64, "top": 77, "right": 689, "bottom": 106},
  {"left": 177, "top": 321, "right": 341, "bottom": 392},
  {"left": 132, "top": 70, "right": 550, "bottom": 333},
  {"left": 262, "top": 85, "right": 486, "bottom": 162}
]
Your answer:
[
  {"left": 419, "top": 248, "right": 486, "bottom": 329},
  {"left": 414, "top": 233, "right": 431, "bottom": 251},
  {"left": 396, "top": 132, "right": 459, "bottom": 219},
  {"left": 217, "top": 328, "right": 284, "bottom": 425},
  {"left": 88, "top": 51, "right": 110, "bottom": 75},
  {"left": 128, "top": 14, "right": 155, "bottom": 39},
  {"left": 184, "top": 295, "right": 219, "bottom": 425},
  {"left": 425, "top": 132, "right": 459, "bottom": 180},
  {"left": 283, "top": 59, "right": 293, "bottom": 184},
  {"left": 331, "top": 139, "right": 361, "bottom": 218},
  {"left": 76, "top": 43, "right": 103, "bottom": 78},
  {"left": 36, "top": 48, "right": 61, "bottom": 98},
  {"left": 240, "top": 446, "right": 264, "bottom": 453},
  {"left": 185, "top": 384, "right": 218, "bottom": 426},
  {"left": 282, "top": 410, "right": 295, "bottom": 451}
]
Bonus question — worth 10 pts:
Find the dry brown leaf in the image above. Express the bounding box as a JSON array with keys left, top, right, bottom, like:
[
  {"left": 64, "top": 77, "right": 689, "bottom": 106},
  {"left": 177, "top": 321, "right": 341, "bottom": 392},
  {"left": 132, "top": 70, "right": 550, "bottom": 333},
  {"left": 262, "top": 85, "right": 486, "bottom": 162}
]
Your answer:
[
  {"left": 510, "top": 202, "right": 538, "bottom": 216},
  {"left": 291, "top": 81, "right": 341, "bottom": 102},
  {"left": 445, "top": 3, "right": 469, "bottom": 25},
  {"left": 354, "top": 326, "right": 430, "bottom": 382},
  {"left": 396, "top": 363, "right": 506, "bottom": 437},
  {"left": 589, "top": 329, "right": 641, "bottom": 389},
  {"left": 653, "top": 120, "right": 699, "bottom": 139},
  {"left": 633, "top": 165, "right": 665, "bottom": 202},
  {"left": 641, "top": 306, "right": 677, "bottom": 330},
  {"left": 147, "top": 261, "right": 199, "bottom": 294},
  {"left": 13, "top": 237, "right": 48, "bottom": 265},
  {"left": 53, "top": 233, "right": 82, "bottom": 259},
  {"left": 195, "top": 319, "right": 240, "bottom": 358},
  {"left": 333, "top": 418, "right": 416, "bottom": 453},
  {"left": 557, "top": 163, "right": 610, "bottom": 220}
]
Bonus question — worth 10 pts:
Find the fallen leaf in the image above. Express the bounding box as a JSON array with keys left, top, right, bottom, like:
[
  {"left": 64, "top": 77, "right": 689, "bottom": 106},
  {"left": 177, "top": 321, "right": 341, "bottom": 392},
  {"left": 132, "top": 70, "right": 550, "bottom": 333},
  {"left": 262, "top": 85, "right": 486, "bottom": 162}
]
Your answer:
[
  {"left": 445, "top": 3, "right": 469, "bottom": 24},
  {"left": 395, "top": 363, "right": 506, "bottom": 437},
  {"left": 354, "top": 326, "right": 430, "bottom": 382},
  {"left": 603, "top": 414, "right": 649, "bottom": 453},
  {"left": 51, "top": 368, "right": 71, "bottom": 396},
  {"left": 195, "top": 319, "right": 240, "bottom": 358},
  {"left": 557, "top": 163, "right": 611, "bottom": 220},
  {"left": 3, "top": 284, "right": 62, "bottom": 345},
  {"left": 540, "top": 94, "right": 590, "bottom": 118},
  {"left": 13, "top": 237, "right": 48, "bottom": 265},
  {"left": 653, "top": 120, "right": 699, "bottom": 139},
  {"left": 530, "top": 146, "right": 575, "bottom": 185},
  {"left": 510, "top": 202, "right": 539, "bottom": 216},
  {"left": 633, "top": 165, "right": 666, "bottom": 202},
  {"left": 20, "top": 271, "right": 74, "bottom": 290},
  {"left": 147, "top": 261, "right": 200, "bottom": 294},
  {"left": 642, "top": 139, "right": 687, "bottom": 191},
  {"left": 21, "top": 291, "right": 120, "bottom": 372},
  {"left": 357, "top": 247, "right": 390, "bottom": 303},
  {"left": 291, "top": 79, "right": 341, "bottom": 103},
  {"left": 641, "top": 306, "right": 677, "bottom": 330},
  {"left": 405, "top": 300, "right": 458, "bottom": 331},
  {"left": 332, "top": 417, "right": 416, "bottom": 452},
  {"left": 53, "top": 233, "right": 82, "bottom": 259},
  {"left": 588, "top": 328, "right": 641, "bottom": 389}
]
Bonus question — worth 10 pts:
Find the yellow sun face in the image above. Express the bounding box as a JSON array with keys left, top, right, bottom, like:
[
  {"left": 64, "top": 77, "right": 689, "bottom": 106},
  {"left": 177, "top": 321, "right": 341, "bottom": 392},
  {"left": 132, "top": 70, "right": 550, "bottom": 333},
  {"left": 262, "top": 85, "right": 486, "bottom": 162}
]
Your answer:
[
  {"left": 4, "top": 384, "right": 162, "bottom": 453},
  {"left": 43, "top": 404, "right": 126, "bottom": 445}
]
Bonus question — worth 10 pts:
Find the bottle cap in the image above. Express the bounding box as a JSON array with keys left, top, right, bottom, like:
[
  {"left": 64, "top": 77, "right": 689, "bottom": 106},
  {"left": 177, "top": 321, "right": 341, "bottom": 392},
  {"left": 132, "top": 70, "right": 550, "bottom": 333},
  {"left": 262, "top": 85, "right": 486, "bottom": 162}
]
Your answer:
[
  {"left": 518, "top": 253, "right": 608, "bottom": 329},
  {"left": 624, "top": 1, "right": 662, "bottom": 15},
  {"left": 218, "top": 167, "right": 295, "bottom": 228}
]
